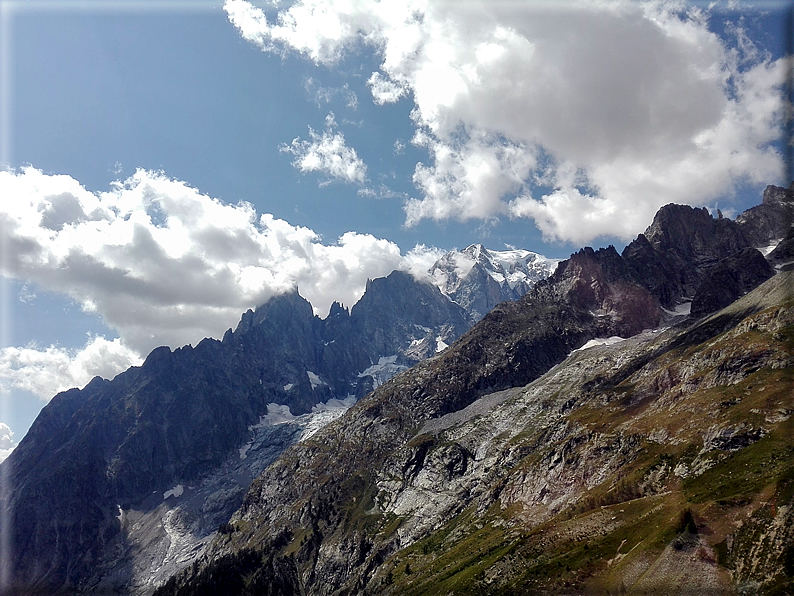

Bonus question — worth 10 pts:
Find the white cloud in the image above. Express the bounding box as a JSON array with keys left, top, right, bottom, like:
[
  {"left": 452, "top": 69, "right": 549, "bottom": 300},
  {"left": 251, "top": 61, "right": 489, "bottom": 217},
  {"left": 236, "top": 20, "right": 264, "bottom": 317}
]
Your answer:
[
  {"left": 367, "top": 72, "right": 407, "bottom": 105},
  {"left": 0, "top": 166, "right": 429, "bottom": 363},
  {"left": 225, "top": 0, "right": 786, "bottom": 244},
  {"left": 402, "top": 244, "right": 446, "bottom": 281},
  {"left": 0, "top": 336, "right": 141, "bottom": 401},
  {"left": 280, "top": 113, "right": 368, "bottom": 185},
  {"left": 407, "top": 133, "right": 537, "bottom": 225}
]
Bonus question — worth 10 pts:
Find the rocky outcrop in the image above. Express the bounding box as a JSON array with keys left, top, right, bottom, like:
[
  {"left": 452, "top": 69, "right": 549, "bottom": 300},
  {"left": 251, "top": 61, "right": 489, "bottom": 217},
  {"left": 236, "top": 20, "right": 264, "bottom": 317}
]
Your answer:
[
  {"left": 622, "top": 185, "right": 794, "bottom": 309},
  {"left": 690, "top": 247, "right": 774, "bottom": 317},
  {"left": 767, "top": 225, "right": 794, "bottom": 268},
  {"left": 735, "top": 183, "right": 794, "bottom": 247},
  {"left": 622, "top": 204, "right": 749, "bottom": 307}
]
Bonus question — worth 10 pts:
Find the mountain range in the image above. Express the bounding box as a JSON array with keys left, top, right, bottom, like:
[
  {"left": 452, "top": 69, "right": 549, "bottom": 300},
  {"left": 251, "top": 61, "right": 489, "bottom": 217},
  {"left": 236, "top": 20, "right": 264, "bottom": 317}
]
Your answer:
[{"left": 1, "top": 185, "right": 792, "bottom": 595}]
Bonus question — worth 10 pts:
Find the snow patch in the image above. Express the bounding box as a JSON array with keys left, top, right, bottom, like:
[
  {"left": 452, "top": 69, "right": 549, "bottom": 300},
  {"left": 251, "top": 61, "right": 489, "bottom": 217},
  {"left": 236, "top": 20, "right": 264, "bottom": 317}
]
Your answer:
[
  {"left": 758, "top": 238, "right": 782, "bottom": 257},
  {"left": 358, "top": 355, "right": 406, "bottom": 388},
  {"left": 283, "top": 383, "right": 294, "bottom": 391},
  {"left": 163, "top": 484, "right": 184, "bottom": 500},
  {"left": 574, "top": 336, "right": 625, "bottom": 352},
  {"left": 263, "top": 403, "right": 296, "bottom": 425},
  {"left": 775, "top": 259, "right": 794, "bottom": 270},
  {"left": 257, "top": 397, "right": 357, "bottom": 442},
  {"left": 301, "top": 396, "right": 357, "bottom": 441},
  {"left": 486, "top": 270, "right": 506, "bottom": 284},
  {"left": 436, "top": 338, "right": 449, "bottom": 352},
  {"left": 312, "top": 395, "right": 357, "bottom": 413},
  {"left": 306, "top": 371, "right": 324, "bottom": 389},
  {"left": 662, "top": 301, "right": 692, "bottom": 316}
]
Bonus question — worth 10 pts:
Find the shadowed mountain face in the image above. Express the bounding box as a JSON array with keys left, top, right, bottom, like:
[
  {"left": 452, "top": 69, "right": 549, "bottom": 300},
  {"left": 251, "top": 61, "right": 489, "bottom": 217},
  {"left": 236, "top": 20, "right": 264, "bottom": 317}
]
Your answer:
[
  {"left": 735, "top": 183, "right": 794, "bottom": 247},
  {"left": 3, "top": 186, "right": 793, "bottom": 595},
  {"left": 622, "top": 184, "right": 793, "bottom": 309},
  {"left": 690, "top": 247, "right": 774, "bottom": 317}
]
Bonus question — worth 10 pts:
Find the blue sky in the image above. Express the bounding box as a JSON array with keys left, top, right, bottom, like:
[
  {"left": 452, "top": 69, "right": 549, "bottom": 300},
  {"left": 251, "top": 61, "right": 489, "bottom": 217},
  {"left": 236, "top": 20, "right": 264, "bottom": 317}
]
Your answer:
[{"left": 0, "top": 0, "right": 790, "bottom": 450}]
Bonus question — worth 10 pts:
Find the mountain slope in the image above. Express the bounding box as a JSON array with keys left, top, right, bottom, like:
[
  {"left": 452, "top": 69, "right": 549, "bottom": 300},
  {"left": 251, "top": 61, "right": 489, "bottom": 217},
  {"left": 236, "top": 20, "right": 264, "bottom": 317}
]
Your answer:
[
  {"left": 157, "top": 269, "right": 793, "bottom": 596},
  {"left": 148, "top": 246, "right": 669, "bottom": 594}
]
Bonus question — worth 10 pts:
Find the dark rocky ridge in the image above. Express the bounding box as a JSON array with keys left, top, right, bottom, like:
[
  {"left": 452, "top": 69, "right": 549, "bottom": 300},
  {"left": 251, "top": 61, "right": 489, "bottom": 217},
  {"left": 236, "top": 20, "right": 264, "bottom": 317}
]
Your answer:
[
  {"left": 735, "top": 182, "right": 794, "bottom": 246},
  {"left": 690, "top": 247, "right": 774, "bottom": 317},
  {"left": 622, "top": 184, "right": 793, "bottom": 309},
  {"left": 768, "top": 224, "right": 794, "bottom": 267},
  {"left": 623, "top": 205, "right": 748, "bottom": 308}
]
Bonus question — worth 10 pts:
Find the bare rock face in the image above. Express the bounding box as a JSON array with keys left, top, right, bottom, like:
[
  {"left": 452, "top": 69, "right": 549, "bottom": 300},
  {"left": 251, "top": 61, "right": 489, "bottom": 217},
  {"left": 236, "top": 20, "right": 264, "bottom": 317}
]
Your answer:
[
  {"left": 690, "top": 247, "right": 774, "bottom": 317},
  {"left": 735, "top": 183, "right": 794, "bottom": 247},
  {"left": 621, "top": 188, "right": 793, "bottom": 310},
  {"left": 767, "top": 225, "right": 794, "bottom": 268},
  {"left": 622, "top": 204, "right": 749, "bottom": 308}
]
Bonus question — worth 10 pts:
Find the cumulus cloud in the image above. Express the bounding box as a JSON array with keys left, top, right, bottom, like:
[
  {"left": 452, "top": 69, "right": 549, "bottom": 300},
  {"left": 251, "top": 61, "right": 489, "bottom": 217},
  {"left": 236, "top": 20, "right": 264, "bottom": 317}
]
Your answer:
[
  {"left": 0, "top": 423, "right": 16, "bottom": 463},
  {"left": 367, "top": 72, "right": 407, "bottom": 105},
  {"left": 401, "top": 244, "right": 447, "bottom": 281},
  {"left": 0, "top": 337, "right": 141, "bottom": 401},
  {"left": 225, "top": 0, "right": 786, "bottom": 244},
  {"left": 0, "top": 166, "right": 428, "bottom": 362},
  {"left": 280, "top": 113, "right": 368, "bottom": 185}
]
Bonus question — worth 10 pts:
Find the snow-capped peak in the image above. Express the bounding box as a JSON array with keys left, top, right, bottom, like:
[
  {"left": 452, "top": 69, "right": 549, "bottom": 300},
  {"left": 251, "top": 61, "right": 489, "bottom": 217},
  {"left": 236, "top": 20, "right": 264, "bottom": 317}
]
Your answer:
[
  {"left": 426, "top": 244, "right": 559, "bottom": 321},
  {"left": 429, "top": 244, "right": 558, "bottom": 296}
]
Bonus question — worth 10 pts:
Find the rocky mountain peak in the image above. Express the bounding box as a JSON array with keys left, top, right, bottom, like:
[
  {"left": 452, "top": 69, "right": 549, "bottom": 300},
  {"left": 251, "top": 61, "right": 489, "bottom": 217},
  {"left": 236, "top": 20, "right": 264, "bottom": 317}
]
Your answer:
[
  {"left": 736, "top": 183, "right": 794, "bottom": 247},
  {"left": 327, "top": 300, "right": 349, "bottom": 319},
  {"left": 535, "top": 244, "right": 661, "bottom": 337},
  {"left": 624, "top": 203, "right": 757, "bottom": 308},
  {"left": 460, "top": 242, "right": 486, "bottom": 261},
  {"left": 643, "top": 203, "right": 746, "bottom": 258},
  {"left": 763, "top": 182, "right": 794, "bottom": 205}
]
